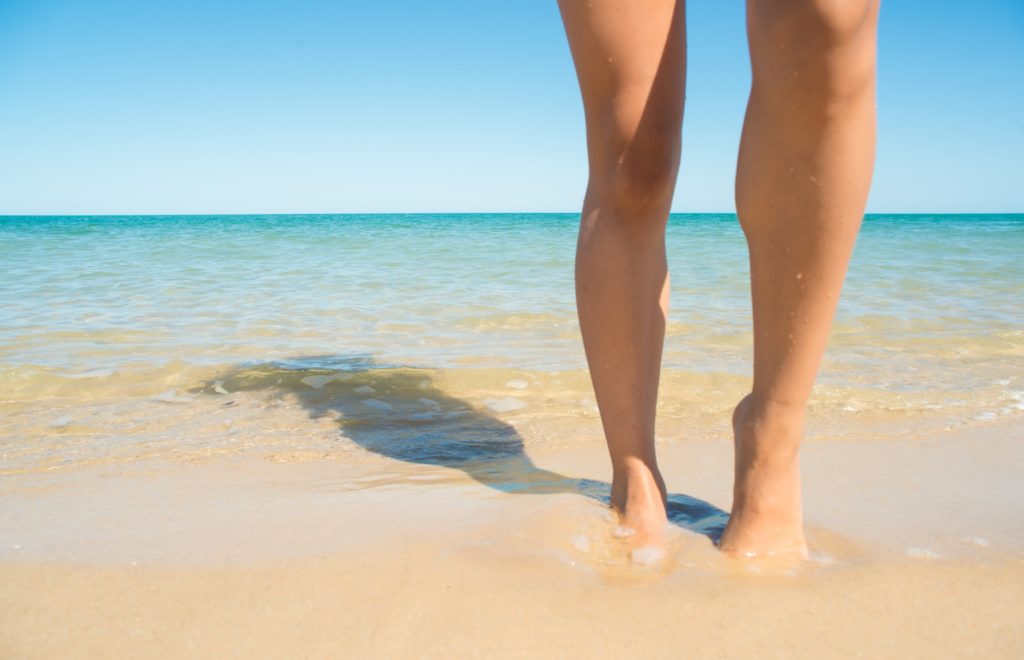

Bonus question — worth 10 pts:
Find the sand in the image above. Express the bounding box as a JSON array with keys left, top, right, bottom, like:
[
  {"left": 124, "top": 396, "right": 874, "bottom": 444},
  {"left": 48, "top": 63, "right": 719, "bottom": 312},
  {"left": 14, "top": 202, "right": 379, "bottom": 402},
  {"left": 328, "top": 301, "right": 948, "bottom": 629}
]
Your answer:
[{"left": 2, "top": 418, "right": 1023, "bottom": 657}]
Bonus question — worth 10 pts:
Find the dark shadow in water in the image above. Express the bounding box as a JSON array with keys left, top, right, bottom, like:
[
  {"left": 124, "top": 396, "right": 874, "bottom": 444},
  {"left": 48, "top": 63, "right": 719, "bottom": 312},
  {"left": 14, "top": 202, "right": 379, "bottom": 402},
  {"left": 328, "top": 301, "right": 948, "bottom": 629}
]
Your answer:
[{"left": 198, "top": 354, "right": 728, "bottom": 542}]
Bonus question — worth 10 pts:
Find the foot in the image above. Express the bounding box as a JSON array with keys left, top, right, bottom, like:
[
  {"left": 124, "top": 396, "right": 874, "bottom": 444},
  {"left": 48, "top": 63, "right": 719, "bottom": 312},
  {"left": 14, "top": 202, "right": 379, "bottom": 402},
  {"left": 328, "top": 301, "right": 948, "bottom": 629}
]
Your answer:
[
  {"left": 610, "top": 458, "right": 669, "bottom": 561},
  {"left": 719, "top": 394, "right": 809, "bottom": 558}
]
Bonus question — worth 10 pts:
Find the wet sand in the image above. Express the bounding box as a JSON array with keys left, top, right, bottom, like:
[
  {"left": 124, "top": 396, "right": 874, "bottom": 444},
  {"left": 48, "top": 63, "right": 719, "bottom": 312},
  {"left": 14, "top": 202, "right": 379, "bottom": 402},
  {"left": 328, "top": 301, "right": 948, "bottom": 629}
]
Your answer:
[{"left": 3, "top": 420, "right": 1022, "bottom": 658}]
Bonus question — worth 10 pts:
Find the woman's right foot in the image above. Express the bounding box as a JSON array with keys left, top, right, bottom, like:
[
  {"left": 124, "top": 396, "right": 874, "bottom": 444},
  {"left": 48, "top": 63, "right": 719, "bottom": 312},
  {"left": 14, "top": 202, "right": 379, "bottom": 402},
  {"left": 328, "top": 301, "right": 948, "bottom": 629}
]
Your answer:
[{"left": 719, "top": 394, "right": 809, "bottom": 558}]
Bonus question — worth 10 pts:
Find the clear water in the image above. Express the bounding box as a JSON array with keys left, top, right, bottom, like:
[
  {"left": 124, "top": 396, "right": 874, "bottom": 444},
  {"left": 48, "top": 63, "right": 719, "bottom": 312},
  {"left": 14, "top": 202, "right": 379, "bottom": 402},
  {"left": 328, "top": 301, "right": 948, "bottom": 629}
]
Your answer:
[{"left": 2, "top": 213, "right": 1022, "bottom": 472}]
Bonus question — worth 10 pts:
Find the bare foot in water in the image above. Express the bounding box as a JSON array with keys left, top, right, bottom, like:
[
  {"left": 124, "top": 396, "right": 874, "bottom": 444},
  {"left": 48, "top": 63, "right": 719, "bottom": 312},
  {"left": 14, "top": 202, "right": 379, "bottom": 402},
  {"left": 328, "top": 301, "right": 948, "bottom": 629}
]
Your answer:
[
  {"left": 719, "top": 394, "right": 809, "bottom": 558},
  {"left": 610, "top": 458, "right": 669, "bottom": 563}
]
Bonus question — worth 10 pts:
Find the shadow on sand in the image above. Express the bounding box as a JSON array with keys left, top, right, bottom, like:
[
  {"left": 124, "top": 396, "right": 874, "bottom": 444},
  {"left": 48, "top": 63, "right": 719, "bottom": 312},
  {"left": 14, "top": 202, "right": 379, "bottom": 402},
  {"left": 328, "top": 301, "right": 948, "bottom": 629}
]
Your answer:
[{"left": 198, "top": 354, "right": 727, "bottom": 542}]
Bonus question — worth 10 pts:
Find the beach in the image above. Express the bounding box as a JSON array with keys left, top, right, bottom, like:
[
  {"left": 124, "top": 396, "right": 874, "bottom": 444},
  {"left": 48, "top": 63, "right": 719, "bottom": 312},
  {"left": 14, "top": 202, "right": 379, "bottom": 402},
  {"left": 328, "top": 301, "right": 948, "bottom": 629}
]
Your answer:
[{"left": 2, "top": 213, "right": 1023, "bottom": 656}]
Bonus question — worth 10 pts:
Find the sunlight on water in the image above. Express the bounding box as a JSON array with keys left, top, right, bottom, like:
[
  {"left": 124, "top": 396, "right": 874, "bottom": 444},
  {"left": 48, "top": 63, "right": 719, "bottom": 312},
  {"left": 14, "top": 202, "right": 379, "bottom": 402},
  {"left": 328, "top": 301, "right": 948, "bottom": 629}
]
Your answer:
[{"left": 1, "top": 213, "right": 1022, "bottom": 471}]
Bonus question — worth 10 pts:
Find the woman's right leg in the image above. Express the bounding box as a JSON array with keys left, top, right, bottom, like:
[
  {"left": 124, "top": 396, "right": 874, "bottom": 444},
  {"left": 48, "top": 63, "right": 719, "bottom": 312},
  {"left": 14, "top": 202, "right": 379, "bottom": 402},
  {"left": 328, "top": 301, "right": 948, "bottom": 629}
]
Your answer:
[
  {"left": 720, "top": 0, "right": 880, "bottom": 557},
  {"left": 556, "top": 0, "right": 686, "bottom": 549}
]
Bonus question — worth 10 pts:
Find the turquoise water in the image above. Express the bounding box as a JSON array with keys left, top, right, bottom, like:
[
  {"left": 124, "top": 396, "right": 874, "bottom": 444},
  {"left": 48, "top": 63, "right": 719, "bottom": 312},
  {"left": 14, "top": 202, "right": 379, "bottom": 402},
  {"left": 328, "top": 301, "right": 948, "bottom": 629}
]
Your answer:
[{"left": 1, "top": 213, "right": 1022, "bottom": 470}]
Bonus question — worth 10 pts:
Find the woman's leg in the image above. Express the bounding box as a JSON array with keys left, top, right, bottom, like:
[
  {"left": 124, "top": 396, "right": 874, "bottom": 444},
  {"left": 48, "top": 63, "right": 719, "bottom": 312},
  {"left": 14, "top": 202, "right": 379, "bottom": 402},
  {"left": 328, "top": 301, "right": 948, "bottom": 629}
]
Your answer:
[
  {"left": 556, "top": 0, "right": 686, "bottom": 548},
  {"left": 720, "top": 0, "right": 880, "bottom": 556}
]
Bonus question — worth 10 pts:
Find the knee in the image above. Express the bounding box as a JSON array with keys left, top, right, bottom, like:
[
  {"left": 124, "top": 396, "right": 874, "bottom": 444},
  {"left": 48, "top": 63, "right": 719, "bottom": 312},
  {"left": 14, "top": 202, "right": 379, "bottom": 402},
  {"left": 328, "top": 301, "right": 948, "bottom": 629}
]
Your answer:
[
  {"left": 748, "top": 0, "right": 879, "bottom": 102},
  {"left": 751, "top": 0, "right": 878, "bottom": 52},
  {"left": 607, "top": 129, "right": 681, "bottom": 214},
  {"left": 588, "top": 109, "right": 682, "bottom": 217}
]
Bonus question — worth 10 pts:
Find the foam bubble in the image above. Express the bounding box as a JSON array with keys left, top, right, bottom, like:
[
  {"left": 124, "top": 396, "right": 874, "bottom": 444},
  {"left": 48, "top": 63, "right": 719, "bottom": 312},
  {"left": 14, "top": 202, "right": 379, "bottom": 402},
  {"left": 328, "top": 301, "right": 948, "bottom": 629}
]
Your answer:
[
  {"left": 612, "top": 525, "right": 635, "bottom": 539},
  {"left": 505, "top": 379, "right": 529, "bottom": 390},
  {"left": 906, "top": 548, "right": 940, "bottom": 559},
  {"left": 353, "top": 385, "right": 377, "bottom": 395},
  {"left": 571, "top": 535, "right": 591, "bottom": 553},
  {"left": 152, "top": 390, "right": 193, "bottom": 404},
  {"left": 360, "top": 399, "right": 393, "bottom": 412},
  {"left": 300, "top": 374, "right": 351, "bottom": 389},
  {"left": 483, "top": 397, "right": 527, "bottom": 413},
  {"left": 630, "top": 546, "right": 665, "bottom": 567},
  {"left": 50, "top": 416, "right": 72, "bottom": 428},
  {"left": 418, "top": 398, "right": 440, "bottom": 409},
  {"left": 808, "top": 551, "right": 835, "bottom": 565},
  {"left": 962, "top": 537, "right": 990, "bottom": 548},
  {"left": 65, "top": 368, "right": 114, "bottom": 379}
]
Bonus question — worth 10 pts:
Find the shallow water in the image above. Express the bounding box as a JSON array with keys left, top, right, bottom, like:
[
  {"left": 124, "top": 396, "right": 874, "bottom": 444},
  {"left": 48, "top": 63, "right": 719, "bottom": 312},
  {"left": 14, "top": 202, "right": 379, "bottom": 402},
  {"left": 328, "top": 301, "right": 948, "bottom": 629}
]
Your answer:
[{"left": 1, "top": 213, "right": 1022, "bottom": 473}]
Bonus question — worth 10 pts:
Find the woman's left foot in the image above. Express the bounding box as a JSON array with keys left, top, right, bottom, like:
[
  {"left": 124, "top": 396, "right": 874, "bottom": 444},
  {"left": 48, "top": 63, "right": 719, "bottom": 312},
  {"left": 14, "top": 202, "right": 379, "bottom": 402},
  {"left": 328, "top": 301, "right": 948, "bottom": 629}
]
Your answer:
[{"left": 610, "top": 458, "right": 669, "bottom": 561}]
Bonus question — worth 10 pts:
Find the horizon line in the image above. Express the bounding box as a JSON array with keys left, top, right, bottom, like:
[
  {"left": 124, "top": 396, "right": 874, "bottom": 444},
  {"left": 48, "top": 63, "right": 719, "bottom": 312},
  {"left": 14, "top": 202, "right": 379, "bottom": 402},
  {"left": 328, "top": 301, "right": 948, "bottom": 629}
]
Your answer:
[{"left": 2, "top": 211, "right": 1022, "bottom": 218}]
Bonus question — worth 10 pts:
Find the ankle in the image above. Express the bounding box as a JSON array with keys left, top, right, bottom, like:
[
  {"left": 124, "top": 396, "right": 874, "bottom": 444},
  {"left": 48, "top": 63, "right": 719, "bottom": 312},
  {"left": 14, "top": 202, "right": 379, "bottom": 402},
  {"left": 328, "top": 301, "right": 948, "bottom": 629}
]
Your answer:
[
  {"left": 737, "top": 393, "right": 806, "bottom": 462},
  {"left": 611, "top": 456, "right": 666, "bottom": 508}
]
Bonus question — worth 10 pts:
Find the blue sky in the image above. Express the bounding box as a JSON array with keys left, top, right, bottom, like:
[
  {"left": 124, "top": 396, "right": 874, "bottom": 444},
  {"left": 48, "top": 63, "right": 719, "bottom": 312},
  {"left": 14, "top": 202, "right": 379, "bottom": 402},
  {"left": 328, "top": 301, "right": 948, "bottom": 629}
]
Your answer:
[{"left": 1, "top": 0, "right": 1021, "bottom": 214}]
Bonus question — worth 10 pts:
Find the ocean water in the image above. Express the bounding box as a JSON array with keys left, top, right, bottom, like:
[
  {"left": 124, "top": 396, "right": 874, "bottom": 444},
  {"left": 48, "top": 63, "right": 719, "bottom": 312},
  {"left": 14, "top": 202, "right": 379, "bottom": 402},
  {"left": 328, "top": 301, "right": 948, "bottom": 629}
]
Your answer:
[{"left": 1, "top": 213, "right": 1022, "bottom": 473}]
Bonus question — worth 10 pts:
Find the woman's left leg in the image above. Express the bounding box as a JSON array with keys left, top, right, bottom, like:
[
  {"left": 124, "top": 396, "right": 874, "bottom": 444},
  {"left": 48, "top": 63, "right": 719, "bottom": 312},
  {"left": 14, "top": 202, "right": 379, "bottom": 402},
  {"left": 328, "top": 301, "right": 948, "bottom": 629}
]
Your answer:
[{"left": 556, "top": 0, "right": 687, "bottom": 550}]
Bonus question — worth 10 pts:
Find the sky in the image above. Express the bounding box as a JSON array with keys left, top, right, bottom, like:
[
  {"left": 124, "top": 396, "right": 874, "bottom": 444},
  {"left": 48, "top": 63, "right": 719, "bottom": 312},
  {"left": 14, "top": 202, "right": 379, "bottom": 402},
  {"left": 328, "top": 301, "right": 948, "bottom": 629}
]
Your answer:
[{"left": 0, "top": 0, "right": 1021, "bottom": 215}]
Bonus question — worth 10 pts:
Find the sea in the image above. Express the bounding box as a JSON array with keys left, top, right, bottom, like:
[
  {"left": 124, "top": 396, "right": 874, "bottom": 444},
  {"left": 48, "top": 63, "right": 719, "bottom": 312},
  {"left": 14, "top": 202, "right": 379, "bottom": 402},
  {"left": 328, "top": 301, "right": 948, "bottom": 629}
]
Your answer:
[{"left": 1, "top": 213, "right": 1022, "bottom": 474}]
